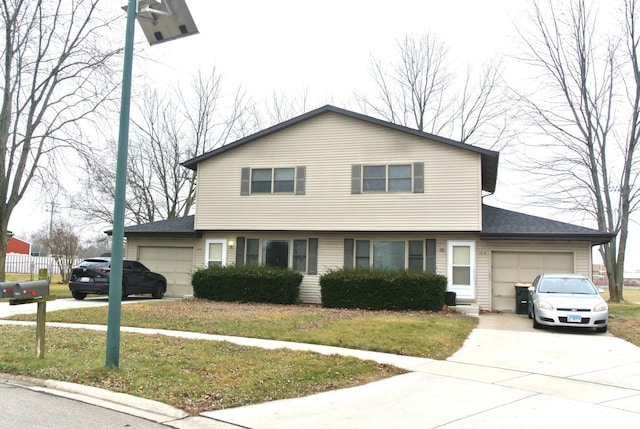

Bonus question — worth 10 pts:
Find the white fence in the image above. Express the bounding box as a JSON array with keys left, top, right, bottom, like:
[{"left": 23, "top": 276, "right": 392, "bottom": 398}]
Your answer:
[{"left": 5, "top": 254, "right": 82, "bottom": 276}]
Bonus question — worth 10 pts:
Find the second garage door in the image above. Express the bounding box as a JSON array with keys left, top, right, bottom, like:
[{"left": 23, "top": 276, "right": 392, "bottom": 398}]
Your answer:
[
  {"left": 137, "top": 246, "right": 194, "bottom": 298},
  {"left": 491, "top": 252, "right": 574, "bottom": 312}
]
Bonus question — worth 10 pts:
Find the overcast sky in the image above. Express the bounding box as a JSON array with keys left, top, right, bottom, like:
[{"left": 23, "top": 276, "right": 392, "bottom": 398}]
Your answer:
[{"left": 11, "top": 0, "right": 636, "bottom": 269}]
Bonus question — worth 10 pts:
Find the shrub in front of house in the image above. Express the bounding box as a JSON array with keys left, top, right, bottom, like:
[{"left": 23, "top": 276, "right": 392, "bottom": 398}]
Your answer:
[
  {"left": 191, "top": 265, "right": 303, "bottom": 304},
  {"left": 320, "top": 269, "right": 447, "bottom": 311}
]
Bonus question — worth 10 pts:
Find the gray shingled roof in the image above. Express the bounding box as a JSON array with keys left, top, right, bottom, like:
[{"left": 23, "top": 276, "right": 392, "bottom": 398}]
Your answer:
[
  {"left": 116, "top": 215, "right": 200, "bottom": 237},
  {"left": 181, "top": 105, "right": 500, "bottom": 194},
  {"left": 116, "top": 206, "right": 613, "bottom": 245},
  {"left": 481, "top": 205, "right": 613, "bottom": 244}
]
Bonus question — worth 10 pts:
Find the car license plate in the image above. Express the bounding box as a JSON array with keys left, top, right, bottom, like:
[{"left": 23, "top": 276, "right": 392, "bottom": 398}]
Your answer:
[
  {"left": 80, "top": 277, "right": 90, "bottom": 282},
  {"left": 567, "top": 314, "right": 582, "bottom": 323}
]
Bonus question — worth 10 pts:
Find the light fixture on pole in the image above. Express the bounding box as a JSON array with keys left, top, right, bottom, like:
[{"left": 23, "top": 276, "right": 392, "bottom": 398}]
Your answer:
[{"left": 107, "top": 0, "right": 198, "bottom": 368}]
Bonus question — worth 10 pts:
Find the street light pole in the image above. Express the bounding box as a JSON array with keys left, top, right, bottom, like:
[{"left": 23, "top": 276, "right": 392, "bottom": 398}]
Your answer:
[{"left": 106, "top": 0, "right": 137, "bottom": 367}]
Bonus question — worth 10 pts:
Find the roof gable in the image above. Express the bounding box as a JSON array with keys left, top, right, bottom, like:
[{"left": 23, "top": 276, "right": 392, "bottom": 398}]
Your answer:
[{"left": 182, "top": 105, "right": 500, "bottom": 193}]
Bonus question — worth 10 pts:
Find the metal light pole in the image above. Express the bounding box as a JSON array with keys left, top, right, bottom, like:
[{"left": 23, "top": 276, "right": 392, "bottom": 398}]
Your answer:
[
  {"left": 106, "top": 0, "right": 137, "bottom": 367},
  {"left": 106, "top": 0, "right": 199, "bottom": 368}
]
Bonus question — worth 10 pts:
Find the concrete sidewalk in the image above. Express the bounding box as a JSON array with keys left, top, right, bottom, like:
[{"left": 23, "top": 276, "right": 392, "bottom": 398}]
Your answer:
[{"left": 2, "top": 308, "right": 640, "bottom": 428}]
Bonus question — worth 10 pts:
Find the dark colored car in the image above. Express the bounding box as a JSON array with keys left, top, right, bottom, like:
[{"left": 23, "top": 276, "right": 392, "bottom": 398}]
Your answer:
[{"left": 69, "top": 257, "right": 166, "bottom": 300}]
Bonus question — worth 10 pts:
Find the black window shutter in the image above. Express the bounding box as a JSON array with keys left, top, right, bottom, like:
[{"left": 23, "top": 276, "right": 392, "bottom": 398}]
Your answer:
[
  {"left": 351, "top": 165, "right": 361, "bottom": 194},
  {"left": 296, "top": 166, "right": 306, "bottom": 195},
  {"left": 240, "top": 167, "right": 250, "bottom": 195},
  {"left": 308, "top": 238, "right": 318, "bottom": 275},
  {"left": 426, "top": 239, "right": 436, "bottom": 273},
  {"left": 413, "top": 162, "right": 424, "bottom": 193},
  {"left": 344, "top": 238, "right": 354, "bottom": 269},
  {"left": 235, "top": 237, "right": 246, "bottom": 266}
]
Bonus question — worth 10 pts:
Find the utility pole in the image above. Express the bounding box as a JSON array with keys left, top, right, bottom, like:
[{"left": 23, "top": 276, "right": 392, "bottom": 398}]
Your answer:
[{"left": 45, "top": 201, "right": 58, "bottom": 256}]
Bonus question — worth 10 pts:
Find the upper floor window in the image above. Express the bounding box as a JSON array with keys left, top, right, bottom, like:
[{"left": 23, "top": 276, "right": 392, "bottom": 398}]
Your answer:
[
  {"left": 241, "top": 166, "right": 306, "bottom": 195},
  {"left": 251, "top": 168, "right": 295, "bottom": 193},
  {"left": 352, "top": 162, "right": 424, "bottom": 194}
]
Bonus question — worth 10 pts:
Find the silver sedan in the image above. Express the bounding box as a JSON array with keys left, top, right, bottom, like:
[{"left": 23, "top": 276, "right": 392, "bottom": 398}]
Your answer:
[{"left": 528, "top": 273, "right": 608, "bottom": 332}]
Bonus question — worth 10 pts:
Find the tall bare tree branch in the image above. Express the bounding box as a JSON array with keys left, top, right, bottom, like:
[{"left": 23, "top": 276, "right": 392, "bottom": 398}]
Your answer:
[
  {"left": 514, "top": 0, "right": 640, "bottom": 302},
  {"left": 0, "top": 0, "right": 119, "bottom": 281}
]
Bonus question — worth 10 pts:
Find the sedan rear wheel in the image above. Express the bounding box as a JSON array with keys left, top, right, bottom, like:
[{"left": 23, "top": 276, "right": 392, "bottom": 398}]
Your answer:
[{"left": 72, "top": 291, "right": 87, "bottom": 300}]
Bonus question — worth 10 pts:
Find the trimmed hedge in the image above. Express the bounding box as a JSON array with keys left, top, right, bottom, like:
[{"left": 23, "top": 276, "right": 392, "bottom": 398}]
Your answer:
[
  {"left": 320, "top": 269, "right": 447, "bottom": 311},
  {"left": 192, "top": 265, "right": 303, "bottom": 304}
]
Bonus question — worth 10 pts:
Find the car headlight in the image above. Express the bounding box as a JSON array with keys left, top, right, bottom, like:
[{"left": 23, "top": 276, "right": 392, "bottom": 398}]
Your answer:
[
  {"left": 594, "top": 302, "right": 608, "bottom": 312},
  {"left": 537, "top": 300, "right": 554, "bottom": 310}
]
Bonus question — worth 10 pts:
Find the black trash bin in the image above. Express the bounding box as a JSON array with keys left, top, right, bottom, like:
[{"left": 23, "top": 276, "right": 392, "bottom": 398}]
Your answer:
[
  {"left": 514, "top": 284, "right": 530, "bottom": 314},
  {"left": 444, "top": 291, "right": 456, "bottom": 306}
]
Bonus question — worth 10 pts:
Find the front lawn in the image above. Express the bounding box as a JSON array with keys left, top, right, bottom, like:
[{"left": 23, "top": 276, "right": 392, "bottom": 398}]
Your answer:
[
  {"left": 1, "top": 300, "right": 476, "bottom": 414},
  {"left": 8, "top": 299, "right": 476, "bottom": 359}
]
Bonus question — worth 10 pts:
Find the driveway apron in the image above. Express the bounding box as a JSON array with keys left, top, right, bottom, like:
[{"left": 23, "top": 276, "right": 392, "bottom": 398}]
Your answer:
[{"left": 202, "top": 313, "right": 640, "bottom": 429}]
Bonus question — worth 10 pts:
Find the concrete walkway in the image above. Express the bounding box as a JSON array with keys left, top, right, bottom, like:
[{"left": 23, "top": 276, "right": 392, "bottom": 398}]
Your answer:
[{"left": 2, "top": 301, "right": 640, "bottom": 428}]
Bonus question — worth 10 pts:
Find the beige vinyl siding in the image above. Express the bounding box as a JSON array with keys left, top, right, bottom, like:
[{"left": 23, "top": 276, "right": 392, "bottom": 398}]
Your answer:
[{"left": 194, "top": 113, "right": 482, "bottom": 232}]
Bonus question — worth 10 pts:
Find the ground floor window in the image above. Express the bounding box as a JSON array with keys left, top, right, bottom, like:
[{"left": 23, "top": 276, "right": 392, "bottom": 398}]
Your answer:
[
  {"left": 345, "top": 239, "right": 435, "bottom": 272},
  {"left": 236, "top": 237, "right": 317, "bottom": 274},
  {"left": 373, "top": 241, "right": 405, "bottom": 270},
  {"left": 263, "top": 240, "right": 289, "bottom": 268}
]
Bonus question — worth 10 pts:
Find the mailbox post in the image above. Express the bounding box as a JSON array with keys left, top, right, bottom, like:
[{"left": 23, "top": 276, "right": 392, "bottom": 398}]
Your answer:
[{"left": 5, "top": 280, "right": 54, "bottom": 359}]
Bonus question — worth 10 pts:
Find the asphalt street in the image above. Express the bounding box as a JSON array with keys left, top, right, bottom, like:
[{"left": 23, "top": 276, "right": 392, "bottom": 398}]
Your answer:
[{"left": 0, "top": 379, "right": 167, "bottom": 429}]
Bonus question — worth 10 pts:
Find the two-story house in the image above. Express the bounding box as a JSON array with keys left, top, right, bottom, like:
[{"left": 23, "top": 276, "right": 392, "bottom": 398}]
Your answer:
[{"left": 120, "top": 105, "right": 613, "bottom": 312}]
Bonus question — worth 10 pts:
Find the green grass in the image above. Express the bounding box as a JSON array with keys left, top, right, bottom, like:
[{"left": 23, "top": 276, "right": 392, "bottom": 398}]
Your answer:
[
  {"left": 0, "top": 326, "right": 402, "bottom": 414},
  {"left": 8, "top": 300, "right": 476, "bottom": 359},
  {"left": 608, "top": 300, "right": 640, "bottom": 347}
]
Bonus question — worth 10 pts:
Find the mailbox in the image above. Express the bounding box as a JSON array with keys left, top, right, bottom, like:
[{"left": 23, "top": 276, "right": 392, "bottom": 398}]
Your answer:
[
  {"left": 1, "top": 281, "right": 19, "bottom": 298},
  {"left": 12, "top": 280, "right": 50, "bottom": 300}
]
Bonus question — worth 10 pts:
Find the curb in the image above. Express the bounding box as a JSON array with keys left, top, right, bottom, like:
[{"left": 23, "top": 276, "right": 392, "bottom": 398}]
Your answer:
[{"left": 1, "top": 373, "right": 188, "bottom": 422}]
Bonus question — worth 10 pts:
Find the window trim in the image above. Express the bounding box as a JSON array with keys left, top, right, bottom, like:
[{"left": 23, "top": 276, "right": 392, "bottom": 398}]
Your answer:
[
  {"left": 242, "top": 166, "right": 305, "bottom": 195},
  {"left": 240, "top": 238, "right": 316, "bottom": 274},
  {"left": 352, "top": 162, "right": 423, "bottom": 193},
  {"left": 349, "top": 239, "right": 431, "bottom": 271}
]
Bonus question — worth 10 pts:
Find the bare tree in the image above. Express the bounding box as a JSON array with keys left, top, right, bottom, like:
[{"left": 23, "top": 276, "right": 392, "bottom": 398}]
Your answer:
[
  {"left": 0, "top": 0, "right": 119, "bottom": 281},
  {"left": 39, "top": 221, "right": 80, "bottom": 283},
  {"left": 78, "top": 233, "right": 111, "bottom": 258},
  {"left": 356, "top": 33, "right": 512, "bottom": 149},
  {"left": 514, "top": 0, "right": 640, "bottom": 302},
  {"left": 76, "top": 68, "right": 255, "bottom": 225},
  {"left": 262, "top": 88, "right": 311, "bottom": 125}
]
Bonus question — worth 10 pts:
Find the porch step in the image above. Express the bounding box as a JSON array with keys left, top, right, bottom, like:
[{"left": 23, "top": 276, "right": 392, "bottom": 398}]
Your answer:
[{"left": 450, "top": 304, "right": 480, "bottom": 317}]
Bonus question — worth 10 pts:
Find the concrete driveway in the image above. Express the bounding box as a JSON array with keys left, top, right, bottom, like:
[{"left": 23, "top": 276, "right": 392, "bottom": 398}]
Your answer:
[{"left": 198, "top": 313, "right": 640, "bottom": 429}]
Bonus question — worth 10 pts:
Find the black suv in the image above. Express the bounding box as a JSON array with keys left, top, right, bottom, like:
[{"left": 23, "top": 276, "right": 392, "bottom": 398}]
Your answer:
[{"left": 69, "top": 257, "right": 166, "bottom": 300}]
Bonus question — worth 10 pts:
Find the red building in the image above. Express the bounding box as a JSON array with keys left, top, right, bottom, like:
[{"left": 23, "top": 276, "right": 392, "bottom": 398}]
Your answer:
[{"left": 6, "top": 237, "right": 31, "bottom": 255}]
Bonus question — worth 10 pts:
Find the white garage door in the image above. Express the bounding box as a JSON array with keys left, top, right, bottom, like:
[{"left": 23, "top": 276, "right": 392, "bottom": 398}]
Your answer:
[
  {"left": 491, "top": 252, "right": 574, "bottom": 312},
  {"left": 138, "top": 246, "right": 194, "bottom": 298}
]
